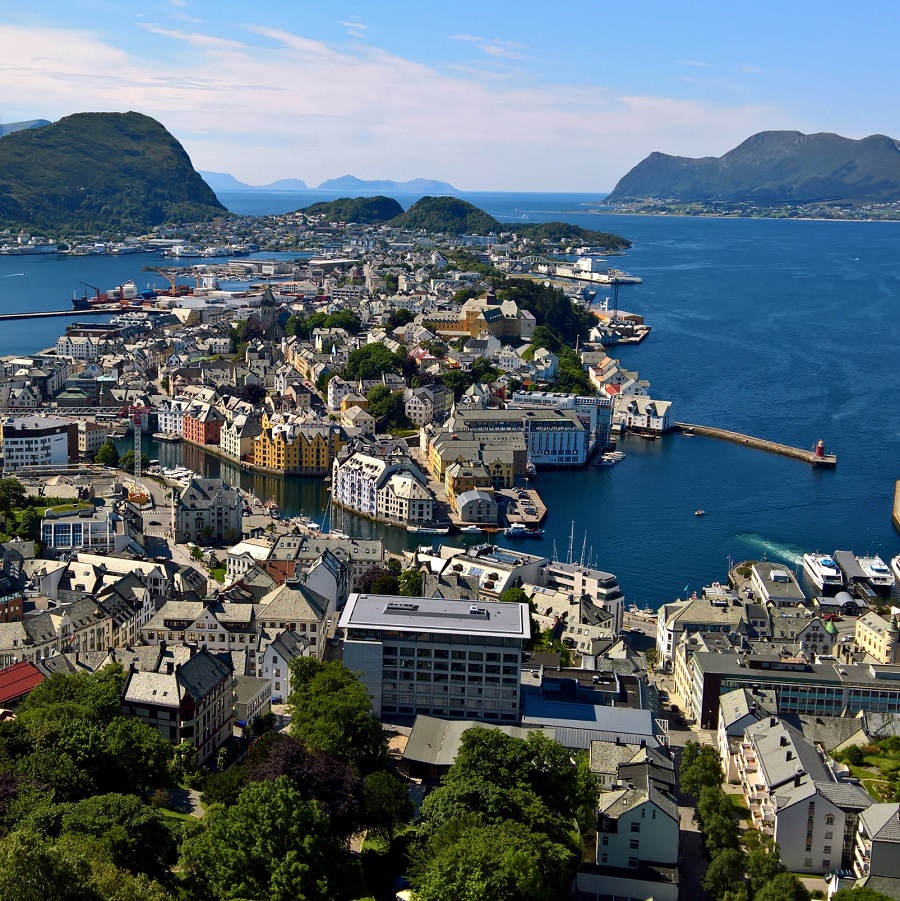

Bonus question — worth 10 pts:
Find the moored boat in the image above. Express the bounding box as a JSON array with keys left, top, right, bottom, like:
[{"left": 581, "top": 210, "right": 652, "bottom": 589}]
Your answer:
[
  {"left": 857, "top": 554, "right": 895, "bottom": 596},
  {"left": 802, "top": 553, "right": 844, "bottom": 594}
]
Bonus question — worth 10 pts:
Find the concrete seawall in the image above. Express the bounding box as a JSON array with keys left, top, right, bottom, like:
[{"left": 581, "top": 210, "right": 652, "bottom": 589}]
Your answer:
[
  {"left": 893, "top": 482, "right": 900, "bottom": 534},
  {"left": 675, "top": 422, "right": 837, "bottom": 467}
]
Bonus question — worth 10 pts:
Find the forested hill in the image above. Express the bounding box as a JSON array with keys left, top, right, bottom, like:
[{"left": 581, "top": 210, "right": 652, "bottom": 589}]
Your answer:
[
  {"left": 608, "top": 130, "right": 900, "bottom": 204},
  {"left": 389, "top": 196, "right": 501, "bottom": 233},
  {"left": 300, "top": 196, "right": 404, "bottom": 224},
  {"left": 0, "top": 111, "right": 227, "bottom": 233}
]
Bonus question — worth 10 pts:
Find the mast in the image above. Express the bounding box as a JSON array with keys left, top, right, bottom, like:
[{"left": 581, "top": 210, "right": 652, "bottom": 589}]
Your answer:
[
  {"left": 580, "top": 532, "right": 587, "bottom": 567},
  {"left": 567, "top": 521, "right": 574, "bottom": 565}
]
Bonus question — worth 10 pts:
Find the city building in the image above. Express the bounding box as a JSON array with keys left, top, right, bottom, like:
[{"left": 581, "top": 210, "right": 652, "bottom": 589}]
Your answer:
[
  {"left": 656, "top": 591, "right": 749, "bottom": 666},
  {"left": 41, "top": 506, "right": 129, "bottom": 554},
  {"left": 853, "top": 803, "right": 900, "bottom": 883},
  {"left": 750, "top": 561, "right": 807, "bottom": 608},
  {"left": 854, "top": 612, "right": 900, "bottom": 665},
  {"left": 77, "top": 420, "right": 109, "bottom": 459},
  {"left": 339, "top": 593, "right": 530, "bottom": 721},
  {"left": 259, "top": 630, "right": 311, "bottom": 703},
  {"left": 1, "top": 415, "right": 77, "bottom": 471},
  {"left": 172, "top": 477, "right": 242, "bottom": 544}
]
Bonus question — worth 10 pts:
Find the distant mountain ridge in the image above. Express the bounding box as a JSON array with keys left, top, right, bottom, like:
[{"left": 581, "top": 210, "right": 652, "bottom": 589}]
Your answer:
[
  {"left": 199, "top": 171, "right": 309, "bottom": 192},
  {"left": 315, "top": 175, "right": 458, "bottom": 193},
  {"left": 0, "top": 111, "right": 226, "bottom": 232},
  {"left": 200, "top": 171, "right": 458, "bottom": 195},
  {"left": 0, "top": 119, "right": 51, "bottom": 138},
  {"left": 608, "top": 130, "right": 900, "bottom": 204}
]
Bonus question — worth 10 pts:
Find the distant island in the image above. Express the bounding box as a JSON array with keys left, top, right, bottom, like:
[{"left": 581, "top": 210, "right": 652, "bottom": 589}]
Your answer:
[
  {"left": 0, "top": 112, "right": 226, "bottom": 232},
  {"left": 199, "top": 171, "right": 459, "bottom": 195},
  {"left": 300, "top": 195, "right": 631, "bottom": 249},
  {"left": 607, "top": 130, "right": 900, "bottom": 218},
  {"left": 200, "top": 171, "right": 309, "bottom": 192}
]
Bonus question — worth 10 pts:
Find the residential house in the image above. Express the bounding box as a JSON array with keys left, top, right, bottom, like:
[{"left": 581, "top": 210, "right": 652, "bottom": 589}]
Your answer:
[
  {"left": 172, "top": 477, "right": 242, "bottom": 544},
  {"left": 259, "top": 630, "right": 312, "bottom": 703}
]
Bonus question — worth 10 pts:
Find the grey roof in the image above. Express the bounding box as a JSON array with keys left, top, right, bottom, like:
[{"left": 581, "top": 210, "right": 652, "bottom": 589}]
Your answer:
[
  {"left": 589, "top": 740, "right": 642, "bottom": 775},
  {"left": 781, "top": 780, "right": 872, "bottom": 813},
  {"left": 779, "top": 714, "right": 867, "bottom": 752},
  {"left": 597, "top": 786, "right": 678, "bottom": 823},
  {"left": 857, "top": 875, "right": 900, "bottom": 899},
  {"left": 403, "top": 714, "right": 555, "bottom": 768},
  {"left": 745, "top": 717, "right": 832, "bottom": 789},
  {"left": 339, "top": 593, "right": 530, "bottom": 640},
  {"left": 234, "top": 674, "right": 270, "bottom": 706},
  {"left": 861, "top": 803, "right": 900, "bottom": 844},
  {"left": 268, "top": 629, "right": 311, "bottom": 662},
  {"left": 259, "top": 580, "right": 328, "bottom": 623},
  {"left": 177, "top": 650, "right": 232, "bottom": 702},
  {"left": 719, "top": 688, "right": 766, "bottom": 731}
]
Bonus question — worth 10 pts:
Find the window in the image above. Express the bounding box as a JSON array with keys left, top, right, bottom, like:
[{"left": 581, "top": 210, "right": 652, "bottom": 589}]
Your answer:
[
  {"left": 823, "top": 846, "right": 831, "bottom": 854},
  {"left": 629, "top": 839, "right": 639, "bottom": 850},
  {"left": 601, "top": 836, "right": 608, "bottom": 846},
  {"left": 824, "top": 831, "right": 833, "bottom": 840},
  {"left": 631, "top": 822, "right": 641, "bottom": 833},
  {"left": 601, "top": 853, "right": 608, "bottom": 864},
  {"left": 628, "top": 857, "right": 638, "bottom": 869},
  {"left": 804, "top": 858, "right": 813, "bottom": 868},
  {"left": 822, "top": 860, "right": 830, "bottom": 869},
  {"left": 825, "top": 815, "right": 835, "bottom": 825}
]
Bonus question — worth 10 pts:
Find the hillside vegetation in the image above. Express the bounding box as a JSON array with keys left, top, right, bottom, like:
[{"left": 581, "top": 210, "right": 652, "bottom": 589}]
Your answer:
[
  {"left": 390, "top": 196, "right": 501, "bottom": 233},
  {"left": 301, "top": 195, "right": 404, "bottom": 224},
  {"left": 0, "top": 111, "right": 226, "bottom": 233},
  {"left": 608, "top": 130, "right": 900, "bottom": 204}
]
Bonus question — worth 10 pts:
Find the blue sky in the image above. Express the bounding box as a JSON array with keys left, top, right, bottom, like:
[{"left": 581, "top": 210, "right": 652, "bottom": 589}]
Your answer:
[{"left": 1, "top": 1, "right": 898, "bottom": 190}]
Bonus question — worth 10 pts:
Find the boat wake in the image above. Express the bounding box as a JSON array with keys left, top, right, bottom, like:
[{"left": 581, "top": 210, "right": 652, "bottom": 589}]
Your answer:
[
  {"left": 735, "top": 532, "right": 804, "bottom": 565},
  {"left": 0, "top": 272, "right": 26, "bottom": 278}
]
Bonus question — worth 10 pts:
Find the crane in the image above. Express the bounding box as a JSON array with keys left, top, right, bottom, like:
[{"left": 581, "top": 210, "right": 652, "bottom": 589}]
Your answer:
[{"left": 120, "top": 405, "right": 151, "bottom": 479}]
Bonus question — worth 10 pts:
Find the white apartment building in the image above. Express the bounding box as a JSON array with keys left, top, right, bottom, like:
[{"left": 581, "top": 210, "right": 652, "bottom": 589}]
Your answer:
[
  {"left": 377, "top": 472, "right": 434, "bottom": 525},
  {"left": 339, "top": 594, "right": 530, "bottom": 722},
  {"left": 77, "top": 420, "right": 109, "bottom": 459},
  {"left": 41, "top": 508, "right": 129, "bottom": 554},
  {"left": 750, "top": 561, "right": 807, "bottom": 608},
  {"left": 327, "top": 376, "right": 354, "bottom": 412},
  {"left": 2, "top": 415, "right": 73, "bottom": 471},
  {"left": 853, "top": 803, "right": 900, "bottom": 882},
  {"left": 612, "top": 396, "right": 674, "bottom": 433},
  {"left": 225, "top": 538, "right": 273, "bottom": 585},
  {"left": 656, "top": 593, "right": 748, "bottom": 666},
  {"left": 172, "top": 477, "right": 242, "bottom": 544},
  {"left": 156, "top": 398, "right": 195, "bottom": 438},
  {"left": 332, "top": 452, "right": 434, "bottom": 525}
]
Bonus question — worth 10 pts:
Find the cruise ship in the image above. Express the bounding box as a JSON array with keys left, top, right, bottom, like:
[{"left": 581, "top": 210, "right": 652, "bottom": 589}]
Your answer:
[
  {"left": 802, "top": 553, "right": 844, "bottom": 594},
  {"left": 858, "top": 555, "right": 895, "bottom": 596}
]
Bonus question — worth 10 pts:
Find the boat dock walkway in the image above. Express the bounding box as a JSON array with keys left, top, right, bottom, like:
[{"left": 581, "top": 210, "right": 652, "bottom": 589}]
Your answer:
[
  {"left": 0, "top": 308, "right": 120, "bottom": 322},
  {"left": 675, "top": 422, "right": 837, "bottom": 467}
]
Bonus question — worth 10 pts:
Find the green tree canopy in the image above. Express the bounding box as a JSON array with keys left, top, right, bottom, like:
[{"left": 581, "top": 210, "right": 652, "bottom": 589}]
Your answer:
[
  {"left": 180, "top": 776, "right": 345, "bottom": 901},
  {"left": 0, "top": 479, "right": 26, "bottom": 514},
  {"left": 288, "top": 659, "right": 387, "bottom": 774},
  {"left": 701, "top": 847, "right": 746, "bottom": 899},
  {"left": 363, "top": 771, "right": 414, "bottom": 850},
  {"left": 833, "top": 888, "right": 897, "bottom": 901},
  {"left": 344, "top": 344, "right": 403, "bottom": 381},
  {"left": 93, "top": 442, "right": 119, "bottom": 467},
  {"left": 753, "top": 872, "right": 810, "bottom": 901},
  {"left": 680, "top": 741, "right": 725, "bottom": 798},
  {"left": 398, "top": 568, "right": 423, "bottom": 597}
]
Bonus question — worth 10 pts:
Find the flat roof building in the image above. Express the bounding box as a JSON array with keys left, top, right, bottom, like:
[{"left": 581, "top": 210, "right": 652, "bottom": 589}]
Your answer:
[{"left": 339, "top": 593, "right": 530, "bottom": 722}]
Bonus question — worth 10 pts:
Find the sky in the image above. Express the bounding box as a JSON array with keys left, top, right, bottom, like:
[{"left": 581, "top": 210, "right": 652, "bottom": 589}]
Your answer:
[{"left": 1, "top": 1, "right": 899, "bottom": 191}]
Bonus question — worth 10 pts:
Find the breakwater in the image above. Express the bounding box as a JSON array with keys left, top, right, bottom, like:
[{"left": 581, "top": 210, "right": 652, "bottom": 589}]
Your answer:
[
  {"left": 675, "top": 422, "right": 837, "bottom": 468},
  {"left": 0, "top": 308, "right": 118, "bottom": 321}
]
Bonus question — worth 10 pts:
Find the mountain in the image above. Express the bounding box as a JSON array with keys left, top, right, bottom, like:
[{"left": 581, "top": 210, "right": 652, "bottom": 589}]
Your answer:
[
  {"left": 607, "top": 131, "right": 900, "bottom": 204},
  {"left": 389, "top": 196, "right": 500, "bottom": 233},
  {"left": 0, "top": 111, "right": 226, "bottom": 232},
  {"left": 300, "top": 196, "right": 404, "bottom": 224},
  {"left": 199, "top": 171, "right": 309, "bottom": 192},
  {"left": 0, "top": 119, "right": 51, "bottom": 138},
  {"left": 316, "top": 175, "right": 458, "bottom": 193}
]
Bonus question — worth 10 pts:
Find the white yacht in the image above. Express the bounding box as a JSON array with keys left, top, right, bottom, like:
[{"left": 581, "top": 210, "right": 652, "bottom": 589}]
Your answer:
[
  {"left": 858, "top": 555, "right": 895, "bottom": 596},
  {"left": 802, "top": 553, "right": 844, "bottom": 593}
]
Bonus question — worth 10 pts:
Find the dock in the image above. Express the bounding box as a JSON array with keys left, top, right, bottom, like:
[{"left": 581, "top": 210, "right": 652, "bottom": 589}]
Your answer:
[
  {"left": 675, "top": 422, "right": 837, "bottom": 467},
  {"left": 0, "top": 308, "right": 124, "bottom": 322}
]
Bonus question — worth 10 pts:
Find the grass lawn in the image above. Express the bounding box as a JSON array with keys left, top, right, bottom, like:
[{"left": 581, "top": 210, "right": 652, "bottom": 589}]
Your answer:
[
  {"left": 156, "top": 806, "right": 195, "bottom": 823},
  {"left": 848, "top": 764, "right": 894, "bottom": 801},
  {"left": 727, "top": 792, "right": 751, "bottom": 821},
  {"left": 209, "top": 566, "right": 226, "bottom": 583}
]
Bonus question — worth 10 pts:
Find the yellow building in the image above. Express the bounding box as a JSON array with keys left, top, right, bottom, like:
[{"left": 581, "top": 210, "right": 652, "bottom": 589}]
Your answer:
[
  {"left": 427, "top": 432, "right": 523, "bottom": 486},
  {"left": 252, "top": 414, "right": 346, "bottom": 475},
  {"left": 445, "top": 462, "right": 494, "bottom": 510},
  {"left": 854, "top": 612, "right": 900, "bottom": 664}
]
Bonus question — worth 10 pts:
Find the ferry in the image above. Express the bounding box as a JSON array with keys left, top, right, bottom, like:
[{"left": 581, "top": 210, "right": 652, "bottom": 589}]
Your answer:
[
  {"left": 458, "top": 525, "right": 483, "bottom": 534},
  {"left": 407, "top": 525, "right": 450, "bottom": 535},
  {"left": 802, "top": 553, "right": 844, "bottom": 594},
  {"left": 857, "top": 555, "right": 895, "bottom": 596},
  {"left": 891, "top": 555, "right": 900, "bottom": 586}
]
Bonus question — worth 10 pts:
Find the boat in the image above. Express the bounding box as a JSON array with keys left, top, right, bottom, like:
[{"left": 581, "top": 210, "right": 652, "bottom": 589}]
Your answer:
[
  {"left": 802, "top": 553, "right": 844, "bottom": 594},
  {"left": 526, "top": 462, "right": 537, "bottom": 477},
  {"left": 595, "top": 456, "right": 616, "bottom": 466},
  {"left": 504, "top": 523, "right": 544, "bottom": 538},
  {"left": 458, "top": 525, "right": 483, "bottom": 534},
  {"left": 694, "top": 510, "right": 705, "bottom": 517},
  {"left": 891, "top": 555, "right": 900, "bottom": 585},
  {"left": 857, "top": 555, "right": 895, "bottom": 596},
  {"left": 407, "top": 525, "right": 450, "bottom": 535}
]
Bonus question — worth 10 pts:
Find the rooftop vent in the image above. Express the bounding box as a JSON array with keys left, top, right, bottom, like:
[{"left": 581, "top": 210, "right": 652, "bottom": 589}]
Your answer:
[
  {"left": 385, "top": 602, "right": 420, "bottom": 614},
  {"left": 469, "top": 605, "right": 488, "bottom": 616}
]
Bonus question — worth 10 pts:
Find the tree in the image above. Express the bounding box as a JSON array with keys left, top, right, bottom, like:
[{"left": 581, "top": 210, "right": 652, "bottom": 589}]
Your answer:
[
  {"left": 753, "top": 873, "right": 810, "bottom": 901},
  {"left": 833, "top": 889, "right": 896, "bottom": 901},
  {"left": 0, "top": 829, "right": 99, "bottom": 901},
  {"left": 246, "top": 733, "right": 363, "bottom": 841},
  {"left": 201, "top": 765, "right": 247, "bottom": 807},
  {"left": 363, "top": 771, "right": 413, "bottom": 850},
  {"left": 118, "top": 451, "right": 149, "bottom": 474},
  {"left": 645, "top": 647, "right": 661, "bottom": 672},
  {"left": 180, "top": 777, "right": 343, "bottom": 901},
  {"left": 701, "top": 847, "right": 746, "bottom": 900},
  {"left": 94, "top": 441, "right": 120, "bottom": 467},
  {"left": 344, "top": 344, "right": 402, "bottom": 381},
  {"left": 399, "top": 568, "right": 423, "bottom": 597},
  {"left": 680, "top": 742, "right": 724, "bottom": 798},
  {"left": 16, "top": 507, "right": 40, "bottom": 540},
  {"left": 288, "top": 659, "right": 387, "bottom": 774},
  {"left": 411, "top": 819, "right": 576, "bottom": 901},
  {"left": 499, "top": 587, "right": 530, "bottom": 605},
  {"left": 743, "top": 831, "right": 786, "bottom": 897},
  {"left": 360, "top": 566, "right": 399, "bottom": 595},
  {"left": 240, "top": 383, "right": 266, "bottom": 404},
  {"left": 0, "top": 478, "right": 26, "bottom": 514}
]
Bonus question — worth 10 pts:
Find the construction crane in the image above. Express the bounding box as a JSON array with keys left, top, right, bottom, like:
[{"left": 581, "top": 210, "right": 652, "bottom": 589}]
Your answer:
[
  {"left": 145, "top": 268, "right": 191, "bottom": 298},
  {"left": 120, "top": 405, "right": 152, "bottom": 479}
]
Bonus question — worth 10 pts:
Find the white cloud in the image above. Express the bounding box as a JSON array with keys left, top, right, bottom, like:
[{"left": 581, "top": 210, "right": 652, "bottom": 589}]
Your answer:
[
  {"left": 0, "top": 23, "right": 793, "bottom": 190},
  {"left": 677, "top": 59, "right": 711, "bottom": 68},
  {"left": 338, "top": 17, "right": 366, "bottom": 39},
  {"left": 739, "top": 65, "right": 765, "bottom": 74},
  {"left": 451, "top": 33, "right": 527, "bottom": 60}
]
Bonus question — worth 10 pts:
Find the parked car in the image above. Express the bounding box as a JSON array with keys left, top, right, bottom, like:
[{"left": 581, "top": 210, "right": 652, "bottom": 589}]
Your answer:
[{"left": 658, "top": 689, "right": 670, "bottom": 702}]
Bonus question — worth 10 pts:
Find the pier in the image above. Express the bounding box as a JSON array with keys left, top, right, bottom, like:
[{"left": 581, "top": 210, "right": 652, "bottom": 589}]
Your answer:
[
  {"left": 893, "top": 482, "right": 900, "bottom": 534},
  {"left": 675, "top": 422, "right": 837, "bottom": 467},
  {"left": 0, "top": 308, "right": 124, "bottom": 322}
]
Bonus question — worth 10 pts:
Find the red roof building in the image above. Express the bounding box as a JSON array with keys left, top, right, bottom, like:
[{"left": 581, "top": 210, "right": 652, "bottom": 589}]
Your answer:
[{"left": 0, "top": 661, "right": 44, "bottom": 708}]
